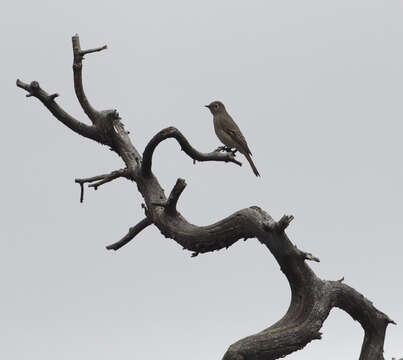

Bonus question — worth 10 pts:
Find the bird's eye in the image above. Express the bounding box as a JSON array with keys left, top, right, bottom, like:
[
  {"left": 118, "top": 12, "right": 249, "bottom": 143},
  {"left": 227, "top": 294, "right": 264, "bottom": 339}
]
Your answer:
[{"left": 214, "top": 104, "right": 219, "bottom": 109}]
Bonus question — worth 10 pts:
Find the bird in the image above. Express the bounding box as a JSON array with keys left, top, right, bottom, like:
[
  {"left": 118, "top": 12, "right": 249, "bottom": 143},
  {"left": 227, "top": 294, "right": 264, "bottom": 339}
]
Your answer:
[{"left": 205, "top": 101, "right": 260, "bottom": 177}]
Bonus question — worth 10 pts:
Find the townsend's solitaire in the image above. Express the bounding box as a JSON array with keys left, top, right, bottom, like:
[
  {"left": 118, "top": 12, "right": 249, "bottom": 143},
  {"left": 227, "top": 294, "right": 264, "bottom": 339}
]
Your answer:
[{"left": 205, "top": 101, "right": 260, "bottom": 177}]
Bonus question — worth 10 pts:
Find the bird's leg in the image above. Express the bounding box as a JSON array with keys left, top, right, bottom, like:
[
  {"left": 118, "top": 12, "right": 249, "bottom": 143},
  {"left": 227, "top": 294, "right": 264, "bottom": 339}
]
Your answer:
[{"left": 230, "top": 148, "right": 238, "bottom": 155}]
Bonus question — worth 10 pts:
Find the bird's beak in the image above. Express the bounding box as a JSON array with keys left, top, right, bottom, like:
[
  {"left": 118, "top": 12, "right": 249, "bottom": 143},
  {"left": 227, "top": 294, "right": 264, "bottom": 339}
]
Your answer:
[{"left": 205, "top": 105, "right": 210, "bottom": 109}]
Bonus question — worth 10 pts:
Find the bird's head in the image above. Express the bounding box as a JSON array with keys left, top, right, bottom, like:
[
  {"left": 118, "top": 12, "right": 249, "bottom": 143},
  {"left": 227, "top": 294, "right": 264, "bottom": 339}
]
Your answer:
[{"left": 205, "top": 101, "right": 226, "bottom": 115}]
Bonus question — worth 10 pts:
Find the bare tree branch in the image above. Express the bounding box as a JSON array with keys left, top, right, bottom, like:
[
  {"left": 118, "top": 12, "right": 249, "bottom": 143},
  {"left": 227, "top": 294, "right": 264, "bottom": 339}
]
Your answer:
[
  {"left": 142, "top": 126, "right": 242, "bottom": 176},
  {"left": 74, "top": 168, "right": 131, "bottom": 202},
  {"left": 16, "top": 79, "right": 102, "bottom": 143},
  {"left": 152, "top": 178, "right": 187, "bottom": 214},
  {"left": 106, "top": 218, "right": 152, "bottom": 250},
  {"left": 75, "top": 168, "right": 131, "bottom": 189},
  {"left": 72, "top": 34, "right": 107, "bottom": 124},
  {"left": 16, "top": 35, "right": 395, "bottom": 360}
]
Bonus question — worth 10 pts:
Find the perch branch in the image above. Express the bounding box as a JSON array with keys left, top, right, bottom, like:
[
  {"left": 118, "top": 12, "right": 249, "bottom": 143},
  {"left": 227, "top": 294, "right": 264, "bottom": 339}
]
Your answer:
[
  {"left": 142, "top": 126, "right": 242, "bottom": 176},
  {"left": 106, "top": 218, "right": 152, "bottom": 250}
]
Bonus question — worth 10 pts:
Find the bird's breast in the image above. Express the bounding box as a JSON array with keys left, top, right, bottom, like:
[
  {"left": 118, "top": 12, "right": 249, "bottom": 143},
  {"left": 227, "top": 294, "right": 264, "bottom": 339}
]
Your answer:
[{"left": 213, "top": 117, "right": 237, "bottom": 148}]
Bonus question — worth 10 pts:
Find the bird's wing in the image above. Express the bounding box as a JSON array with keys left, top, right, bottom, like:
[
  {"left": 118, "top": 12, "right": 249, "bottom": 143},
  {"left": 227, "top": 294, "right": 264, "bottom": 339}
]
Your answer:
[
  {"left": 217, "top": 113, "right": 253, "bottom": 155},
  {"left": 224, "top": 126, "right": 252, "bottom": 155}
]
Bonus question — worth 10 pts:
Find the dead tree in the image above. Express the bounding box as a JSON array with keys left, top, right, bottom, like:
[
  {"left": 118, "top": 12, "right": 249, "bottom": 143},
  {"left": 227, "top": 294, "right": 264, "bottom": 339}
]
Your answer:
[{"left": 16, "top": 35, "right": 395, "bottom": 360}]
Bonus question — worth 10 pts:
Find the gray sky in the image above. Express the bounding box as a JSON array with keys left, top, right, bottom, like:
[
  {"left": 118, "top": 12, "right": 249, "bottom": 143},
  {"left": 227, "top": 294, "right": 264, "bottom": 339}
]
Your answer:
[{"left": 2, "top": 1, "right": 402, "bottom": 359}]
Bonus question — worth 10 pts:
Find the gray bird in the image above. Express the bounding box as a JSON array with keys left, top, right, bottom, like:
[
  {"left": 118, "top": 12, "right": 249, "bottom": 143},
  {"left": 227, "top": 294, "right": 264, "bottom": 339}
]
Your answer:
[{"left": 205, "top": 101, "right": 260, "bottom": 177}]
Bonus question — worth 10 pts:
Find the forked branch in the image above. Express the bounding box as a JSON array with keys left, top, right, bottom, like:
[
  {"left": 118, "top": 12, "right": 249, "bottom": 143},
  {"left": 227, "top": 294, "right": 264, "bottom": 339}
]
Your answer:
[
  {"left": 16, "top": 35, "right": 395, "bottom": 360},
  {"left": 75, "top": 168, "right": 131, "bottom": 202}
]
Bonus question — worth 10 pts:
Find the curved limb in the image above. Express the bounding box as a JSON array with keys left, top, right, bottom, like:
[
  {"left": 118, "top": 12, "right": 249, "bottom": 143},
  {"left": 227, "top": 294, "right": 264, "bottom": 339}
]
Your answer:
[{"left": 142, "top": 126, "right": 242, "bottom": 176}]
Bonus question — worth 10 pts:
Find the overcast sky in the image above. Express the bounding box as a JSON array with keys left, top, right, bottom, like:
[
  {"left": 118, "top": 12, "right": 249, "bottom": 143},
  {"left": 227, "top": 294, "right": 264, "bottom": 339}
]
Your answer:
[{"left": 1, "top": 1, "right": 402, "bottom": 359}]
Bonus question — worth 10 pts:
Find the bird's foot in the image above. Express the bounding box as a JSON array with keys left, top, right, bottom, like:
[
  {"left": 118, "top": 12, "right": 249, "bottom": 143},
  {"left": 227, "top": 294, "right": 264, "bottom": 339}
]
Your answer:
[
  {"left": 214, "top": 146, "right": 237, "bottom": 156},
  {"left": 223, "top": 146, "right": 236, "bottom": 153}
]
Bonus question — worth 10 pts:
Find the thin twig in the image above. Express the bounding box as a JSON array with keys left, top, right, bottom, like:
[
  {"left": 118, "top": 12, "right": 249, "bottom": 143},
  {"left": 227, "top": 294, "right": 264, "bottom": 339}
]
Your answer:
[
  {"left": 75, "top": 168, "right": 130, "bottom": 199},
  {"left": 79, "top": 45, "right": 107, "bottom": 56},
  {"left": 79, "top": 182, "right": 84, "bottom": 203}
]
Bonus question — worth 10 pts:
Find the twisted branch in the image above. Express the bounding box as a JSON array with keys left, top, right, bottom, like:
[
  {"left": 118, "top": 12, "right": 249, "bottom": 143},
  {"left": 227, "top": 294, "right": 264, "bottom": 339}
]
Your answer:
[{"left": 142, "top": 126, "right": 242, "bottom": 176}]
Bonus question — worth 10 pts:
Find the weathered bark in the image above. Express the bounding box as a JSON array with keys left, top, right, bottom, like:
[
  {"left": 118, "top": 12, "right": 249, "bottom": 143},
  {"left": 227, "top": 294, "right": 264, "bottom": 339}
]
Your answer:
[{"left": 16, "top": 35, "right": 395, "bottom": 360}]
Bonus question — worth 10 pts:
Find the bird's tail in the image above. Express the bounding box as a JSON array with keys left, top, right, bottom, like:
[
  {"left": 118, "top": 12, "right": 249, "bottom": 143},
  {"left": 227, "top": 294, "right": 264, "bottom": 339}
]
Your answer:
[{"left": 244, "top": 153, "right": 260, "bottom": 177}]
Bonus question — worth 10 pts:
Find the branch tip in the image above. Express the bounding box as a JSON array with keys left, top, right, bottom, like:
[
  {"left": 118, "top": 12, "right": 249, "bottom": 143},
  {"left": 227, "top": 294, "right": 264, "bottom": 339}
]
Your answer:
[
  {"left": 79, "top": 182, "right": 84, "bottom": 203},
  {"left": 106, "top": 218, "right": 152, "bottom": 251},
  {"left": 79, "top": 44, "right": 108, "bottom": 57},
  {"left": 75, "top": 169, "right": 130, "bottom": 192}
]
